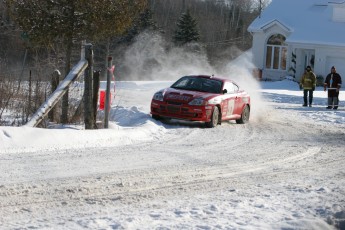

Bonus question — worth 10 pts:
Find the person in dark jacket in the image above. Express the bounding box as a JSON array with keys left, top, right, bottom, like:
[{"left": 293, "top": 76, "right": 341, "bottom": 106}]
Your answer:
[
  {"left": 300, "top": 66, "right": 316, "bottom": 107},
  {"left": 324, "top": 66, "right": 342, "bottom": 109}
]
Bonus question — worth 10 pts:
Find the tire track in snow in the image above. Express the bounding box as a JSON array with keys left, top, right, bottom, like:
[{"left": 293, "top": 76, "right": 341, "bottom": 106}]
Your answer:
[{"left": 0, "top": 145, "right": 330, "bottom": 210}]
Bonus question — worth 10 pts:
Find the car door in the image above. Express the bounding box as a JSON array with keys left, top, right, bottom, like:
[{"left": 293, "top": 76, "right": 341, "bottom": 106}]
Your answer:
[
  {"left": 221, "top": 82, "right": 238, "bottom": 119},
  {"left": 231, "top": 82, "right": 244, "bottom": 116}
]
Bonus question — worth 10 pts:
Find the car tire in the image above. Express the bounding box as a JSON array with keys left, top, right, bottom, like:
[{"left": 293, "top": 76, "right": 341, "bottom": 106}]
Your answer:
[
  {"left": 236, "top": 105, "right": 250, "bottom": 124},
  {"left": 206, "top": 106, "right": 219, "bottom": 128},
  {"left": 152, "top": 114, "right": 161, "bottom": 120}
]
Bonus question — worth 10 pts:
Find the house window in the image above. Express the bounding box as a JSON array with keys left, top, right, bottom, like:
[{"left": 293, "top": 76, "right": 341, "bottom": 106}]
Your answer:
[{"left": 265, "top": 34, "right": 287, "bottom": 70}]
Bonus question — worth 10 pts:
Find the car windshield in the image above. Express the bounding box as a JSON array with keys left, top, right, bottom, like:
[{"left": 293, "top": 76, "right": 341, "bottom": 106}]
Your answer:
[{"left": 171, "top": 76, "right": 223, "bottom": 94}]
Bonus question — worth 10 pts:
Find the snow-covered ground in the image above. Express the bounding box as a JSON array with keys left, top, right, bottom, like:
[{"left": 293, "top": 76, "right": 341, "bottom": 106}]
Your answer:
[{"left": 0, "top": 78, "right": 344, "bottom": 230}]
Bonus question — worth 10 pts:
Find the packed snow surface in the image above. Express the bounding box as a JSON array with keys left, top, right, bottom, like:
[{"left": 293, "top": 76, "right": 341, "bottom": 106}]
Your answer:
[{"left": 1, "top": 79, "right": 344, "bottom": 230}]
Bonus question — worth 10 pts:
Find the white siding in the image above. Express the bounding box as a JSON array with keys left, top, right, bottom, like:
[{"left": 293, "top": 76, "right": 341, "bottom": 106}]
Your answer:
[
  {"left": 333, "top": 6, "right": 345, "bottom": 22},
  {"left": 325, "top": 57, "right": 345, "bottom": 78}
]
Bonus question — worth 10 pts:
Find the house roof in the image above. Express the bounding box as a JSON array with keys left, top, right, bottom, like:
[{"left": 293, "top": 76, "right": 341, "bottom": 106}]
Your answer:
[{"left": 248, "top": 0, "right": 345, "bottom": 47}]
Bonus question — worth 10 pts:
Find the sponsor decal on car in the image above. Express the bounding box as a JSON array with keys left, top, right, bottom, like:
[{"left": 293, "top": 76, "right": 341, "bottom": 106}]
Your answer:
[
  {"left": 208, "top": 97, "right": 221, "bottom": 104},
  {"left": 227, "top": 100, "right": 235, "bottom": 116},
  {"left": 242, "top": 97, "right": 249, "bottom": 103}
]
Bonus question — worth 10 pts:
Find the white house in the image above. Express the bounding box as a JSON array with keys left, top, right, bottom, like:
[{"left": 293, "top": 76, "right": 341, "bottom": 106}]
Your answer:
[{"left": 248, "top": 0, "right": 345, "bottom": 82}]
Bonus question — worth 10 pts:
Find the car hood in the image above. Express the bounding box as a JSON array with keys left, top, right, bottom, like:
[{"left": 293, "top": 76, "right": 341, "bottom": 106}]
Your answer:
[{"left": 163, "top": 88, "right": 216, "bottom": 103}]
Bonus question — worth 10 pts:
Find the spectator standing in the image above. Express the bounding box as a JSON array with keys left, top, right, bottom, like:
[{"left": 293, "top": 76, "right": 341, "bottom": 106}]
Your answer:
[
  {"left": 300, "top": 66, "right": 316, "bottom": 107},
  {"left": 324, "top": 66, "right": 342, "bottom": 109}
]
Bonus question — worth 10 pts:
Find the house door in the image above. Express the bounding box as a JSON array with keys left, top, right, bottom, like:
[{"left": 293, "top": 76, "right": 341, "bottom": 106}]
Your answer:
[{"left": 302, "top": 49, "right": 315, "bottom": 69}]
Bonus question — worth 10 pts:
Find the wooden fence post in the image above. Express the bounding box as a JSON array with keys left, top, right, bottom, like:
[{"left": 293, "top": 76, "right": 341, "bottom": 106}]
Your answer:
[
  {"left": 104, "top": 56, "right": 112, "bottom": 128},
  {"left": 27, "top": 70, "right": 32, "bottom": 122},
  {"left": 48, "top": 69, "right": 61, "bottom": 122},
  {"left": 93, "top": 70, "right": 101, "bottom": 128},
  {"left": 84, "top": 44, "right": 94, "bottom": 129}
]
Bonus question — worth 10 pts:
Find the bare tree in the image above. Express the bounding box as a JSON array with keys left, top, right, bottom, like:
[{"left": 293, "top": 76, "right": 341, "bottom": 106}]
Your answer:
[{"left": 5, "top": 0, "right": 147, "bottom": 124}]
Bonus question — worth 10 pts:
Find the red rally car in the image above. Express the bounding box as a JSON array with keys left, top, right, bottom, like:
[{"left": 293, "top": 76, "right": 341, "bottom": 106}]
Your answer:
[{"left": 150, "top": 75, "right": 251, "bottom": 128}]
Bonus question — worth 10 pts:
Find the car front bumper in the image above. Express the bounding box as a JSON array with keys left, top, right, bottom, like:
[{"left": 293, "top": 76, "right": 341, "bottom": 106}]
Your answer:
[{"left": 150, "top": 101, "right": 214, "bottom": 122}]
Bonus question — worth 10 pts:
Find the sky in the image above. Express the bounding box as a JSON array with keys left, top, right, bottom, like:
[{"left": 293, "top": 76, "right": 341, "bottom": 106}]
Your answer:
[{"left": 0, "top": 76, "right": 344, "bottom": 229}]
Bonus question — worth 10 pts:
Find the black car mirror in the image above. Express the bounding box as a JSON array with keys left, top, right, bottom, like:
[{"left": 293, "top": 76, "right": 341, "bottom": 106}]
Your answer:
[{"left": 222, "top": 89, "right": 227, "bottom": 94}]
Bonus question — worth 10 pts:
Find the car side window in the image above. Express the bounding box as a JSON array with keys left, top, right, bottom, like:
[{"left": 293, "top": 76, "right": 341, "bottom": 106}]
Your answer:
[
  {"left": 223, "top": 82, "right": 238, "bottom": 94},
  {"left": 202, "top": 79, "right": 222, "bottom": 93},
  {"left": 233, "top": 83, "right": 239, "bottom": 92}
]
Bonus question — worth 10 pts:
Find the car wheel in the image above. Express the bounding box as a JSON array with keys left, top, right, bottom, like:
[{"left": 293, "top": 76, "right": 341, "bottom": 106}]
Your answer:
[
  {"left": 152, "top": 114, "right": 161, "bottom": 120},
  {"left": 236, "top": 105, "right": 250, "bottom": 124},
  {"left": 206, "top": 106, "right": 219, "bottom": 128}
]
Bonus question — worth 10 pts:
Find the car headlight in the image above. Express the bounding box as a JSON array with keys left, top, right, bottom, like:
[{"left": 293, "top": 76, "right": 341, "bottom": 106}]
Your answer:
[
  {"left": 189, "top": 97, "right": 207, "bottom": 106},
  {"left": 153, "top": 92, "right": 164, "bottom": 101}
]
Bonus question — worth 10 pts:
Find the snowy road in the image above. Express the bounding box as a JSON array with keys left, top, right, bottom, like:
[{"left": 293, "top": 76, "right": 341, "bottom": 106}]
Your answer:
[{"left": 0, "top": 81, "right": 344, "bottom": 229}]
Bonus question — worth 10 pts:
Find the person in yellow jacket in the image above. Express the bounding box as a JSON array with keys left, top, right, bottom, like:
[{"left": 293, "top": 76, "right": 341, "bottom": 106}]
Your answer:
[{"left": 300, "top": 66, "right": 316, "bottom": 107}]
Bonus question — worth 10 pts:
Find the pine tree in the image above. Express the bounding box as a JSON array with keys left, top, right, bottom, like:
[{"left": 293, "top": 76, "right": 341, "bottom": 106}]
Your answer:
[
  {"left": 173, "top": 9, "right": 200, "bottom": 45},
  {"left": 122, "top": 8, "right": 160, "bottom": 43}
]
